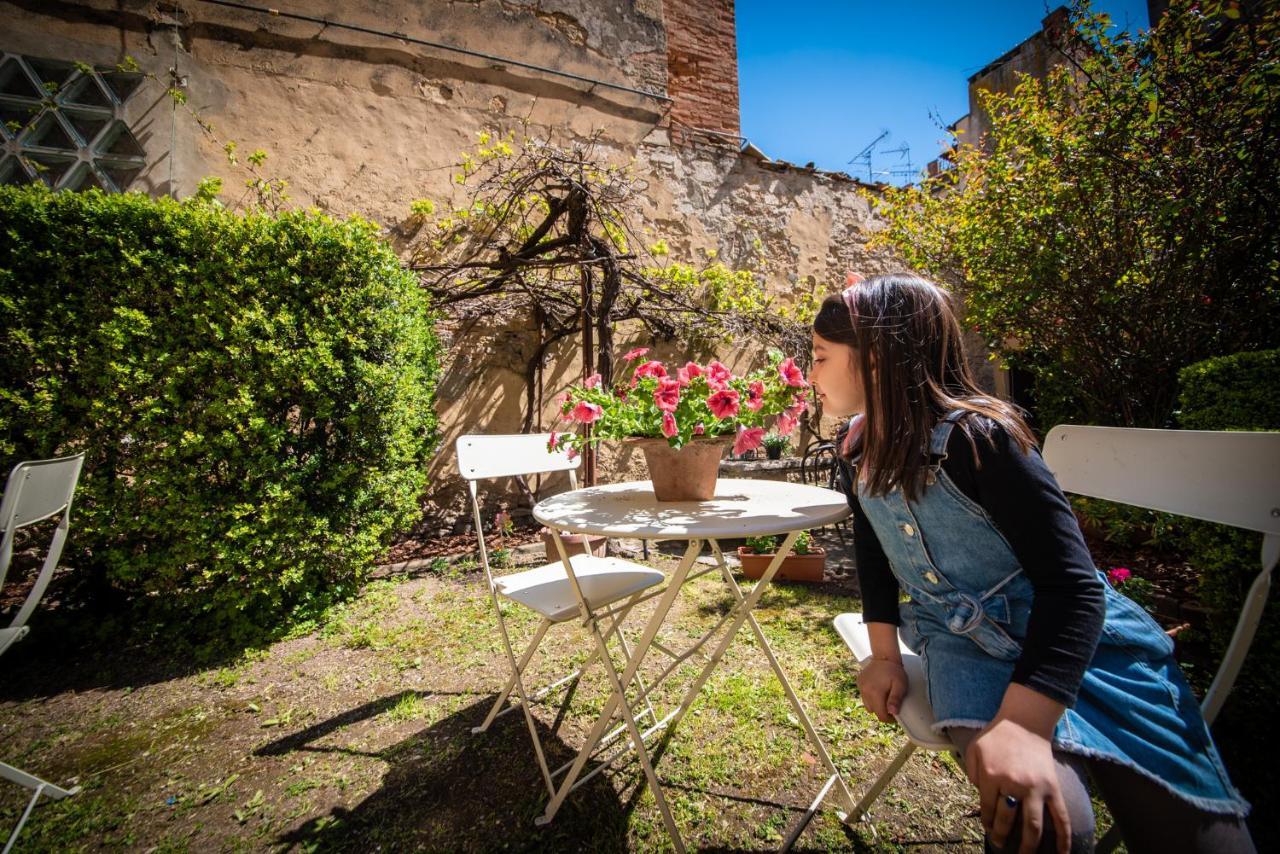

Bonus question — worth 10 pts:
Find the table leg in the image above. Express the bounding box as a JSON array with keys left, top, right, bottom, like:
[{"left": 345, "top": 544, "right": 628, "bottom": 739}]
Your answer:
[
  {"left": 707, "top": 539, "right": 858, "bottom": 818},
  {"left": 660, "top": 530, "right": 800, "bottom": 739},
  {"left": 536, "top": 537, "right": 704, "bottom": 845}
]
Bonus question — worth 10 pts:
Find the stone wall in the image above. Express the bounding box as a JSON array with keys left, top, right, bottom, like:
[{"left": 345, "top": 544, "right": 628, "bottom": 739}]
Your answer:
[{"left": 1, "top": 0, "right": 905, "bottom": 532}]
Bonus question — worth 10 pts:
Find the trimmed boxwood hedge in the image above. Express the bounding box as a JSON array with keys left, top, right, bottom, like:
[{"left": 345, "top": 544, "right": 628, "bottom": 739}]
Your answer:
[
  {"left": 1177, "top": 349, "right": 1280, "bottom": 710},
  {"left": 0, "top": 186, "right": 441, "bottom": 643}
]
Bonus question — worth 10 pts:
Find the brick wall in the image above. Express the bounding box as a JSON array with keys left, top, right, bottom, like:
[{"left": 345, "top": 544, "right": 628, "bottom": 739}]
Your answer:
[{"left": 664, "top": 0, "right": 740, "bottom": 137}]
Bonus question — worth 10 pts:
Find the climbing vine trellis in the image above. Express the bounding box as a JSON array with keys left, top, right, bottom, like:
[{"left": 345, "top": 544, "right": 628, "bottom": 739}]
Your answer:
[{"left": 409, "top": 132, "right": 818, "bottom": 483}]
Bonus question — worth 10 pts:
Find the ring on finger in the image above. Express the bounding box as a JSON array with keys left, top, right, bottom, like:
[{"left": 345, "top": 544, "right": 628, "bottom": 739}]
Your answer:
[{"left": 1002, "top": 794, "right": 1020, "bottom": 810}]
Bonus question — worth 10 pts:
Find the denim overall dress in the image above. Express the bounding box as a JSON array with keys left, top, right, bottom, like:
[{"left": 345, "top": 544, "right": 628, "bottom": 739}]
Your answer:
[{"left": 847, "top": 412, "right": 1249, "bottom": 816}]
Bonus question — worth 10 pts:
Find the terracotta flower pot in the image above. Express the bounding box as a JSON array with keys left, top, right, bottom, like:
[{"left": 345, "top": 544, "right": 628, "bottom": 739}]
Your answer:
[
  {"left": 630, "top": 436, "right": 730, "bottom": 501},
  {"left": 737, "top": 546, "right": 826, "bottom": 582},
  {"left": 539, "top": 526, "right": 608, "bottom": 560}
]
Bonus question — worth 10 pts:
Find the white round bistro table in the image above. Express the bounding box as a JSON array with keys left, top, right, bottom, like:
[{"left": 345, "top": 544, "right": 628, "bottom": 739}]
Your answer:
[
  {"left": 532, "top": 476, "right": 850, "bottom": 541},
  {"left": 531, "top": 479, "right": 856, "bottom": 852}
]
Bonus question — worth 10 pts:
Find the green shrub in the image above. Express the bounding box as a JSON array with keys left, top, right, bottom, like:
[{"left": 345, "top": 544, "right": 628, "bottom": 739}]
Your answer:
[
  {"left": 0, "top": 186, "right": 441, "bottom": 644},
  {"left": 1177, "top": 349, "right": 1280, "bottom": 708}
]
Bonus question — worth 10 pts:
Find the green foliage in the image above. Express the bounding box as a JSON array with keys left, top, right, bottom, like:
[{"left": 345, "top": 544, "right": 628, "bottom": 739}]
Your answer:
[
  {"left": 1070, "top": 495, "right": 1181, "bottom": 550},
  {"left": 743, "top": 530, "right": 812, "bottom": 556},
  {"left": 1177, "top": 349, "right": 1280, "bottom": 431},
  {"left": 869, "top": 0, "right": 1280, "bottom": 428},
  {"left": 1176, "top": 348, "right": 1279, "bottom": 709},
  {"left": 0, "top": 185, "right": 442, "bottom": 644},
  {"left": 762, "top": 433, "right": 791, "bottom": 452}
]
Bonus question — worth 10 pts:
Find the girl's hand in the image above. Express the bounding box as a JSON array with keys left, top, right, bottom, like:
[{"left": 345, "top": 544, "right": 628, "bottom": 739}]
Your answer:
[
  {"left": 857, "top": 658, "right": 907, "bottom": 723},
  {"left": 964, "top": 685, "right": 1071, "bottom": 854}
]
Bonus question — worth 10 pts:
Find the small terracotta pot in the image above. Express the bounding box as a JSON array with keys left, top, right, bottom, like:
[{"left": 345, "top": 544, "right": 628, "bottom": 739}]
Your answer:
[
  {"left": 539, "top": 526, "right": 608, "bottom": 559},
  {"left": 630, "top": 436, "right": 730, "bottom": 501},
  {"left": 737, "top": 546, "right": 826, "bottom": 582}
]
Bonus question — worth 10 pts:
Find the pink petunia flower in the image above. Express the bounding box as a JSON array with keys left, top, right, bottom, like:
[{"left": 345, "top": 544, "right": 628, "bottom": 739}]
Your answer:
[
  {"left": 661, "top": 411, "right": 678, "bottom": 438},
  {"left": 779, "top": 356, "right": 808, "bottom": 388},
  {"left": 567, "top": 446, "right": 579, "bottom": 461},
  {"left": 631, "top": 360, "right": 668, "bottom": 386},
  {"left": 775, "top": 411, "right": 799, "bottom": 437},
  {"left": 572, "top": 400, "right": 603, "bottom": 424},
  {"left": 623, "top": 347, "right": 650, "bottom": 361},
  {"left": 786, "top": 400, "right": 807, "bottom": 419},
  {"left": 1108, "top": 567, "right": 1132, "bottom": 585},
  {"left": 706, "top": 388, "right": 740, "bottom": 420},
  {"left": 584, "top": 373, "right": 602, "bottom": 389},
  {"left": 733, "top": 425, "right": 765, "bottom": 456},
  {"left": 654, "top": 377, "right": 681, "bottom": 412},
  {"left": 676, "top": 361, "right": 704, "bottom": 387},
  {"left": 547, "top": 431, "right": 559, "bottom": 452},
  {"left": 745, "top": 379, "right": 766, "bottom": 412},
  {"left": 706, "top": 360, "right": 732, "bottom": 389},
  {"left": 693, "top": 422, "right": 705, "bottom": 435}
]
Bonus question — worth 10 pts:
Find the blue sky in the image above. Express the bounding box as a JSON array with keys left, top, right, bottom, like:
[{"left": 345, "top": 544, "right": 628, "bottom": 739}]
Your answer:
[{"left": 736, "top": 1, "right": 1152, "bottom": 183}]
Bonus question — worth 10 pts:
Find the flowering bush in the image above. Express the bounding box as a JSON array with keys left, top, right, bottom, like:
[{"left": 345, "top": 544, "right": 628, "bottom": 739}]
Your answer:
[
  {"left": 1107, "top": 567, "right": 1155, "bottom": 610},
  {"left": 549, "top": 348, "right": 809, "bottom": 458}
]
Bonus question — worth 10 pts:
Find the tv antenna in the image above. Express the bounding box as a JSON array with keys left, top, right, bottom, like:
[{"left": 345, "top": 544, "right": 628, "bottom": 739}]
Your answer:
[
  {"left": 849, "top": 129, "right": 889, "bottom": 182},
  {"left": 881, "top": 141, "right": 915, "bottom": 184}
]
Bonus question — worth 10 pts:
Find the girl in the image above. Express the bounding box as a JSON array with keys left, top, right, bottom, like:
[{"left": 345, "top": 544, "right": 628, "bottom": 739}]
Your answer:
[{"left": 810, "top": 274, "right": 1253, "bottom": 853}]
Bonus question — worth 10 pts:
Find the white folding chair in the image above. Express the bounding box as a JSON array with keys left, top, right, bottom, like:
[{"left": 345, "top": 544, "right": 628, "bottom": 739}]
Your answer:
[
  {"left": 0, "top": 453, "right": 86, "bottom": 853},
  {"left": 456, "top": 434, "right": 665, "bottom": 798},
  {"left": 832, "top": 613, "right": 953, "bottom": 822},
  {"left": 833, "top": 427, "right": 1280, "bottom": 848}
]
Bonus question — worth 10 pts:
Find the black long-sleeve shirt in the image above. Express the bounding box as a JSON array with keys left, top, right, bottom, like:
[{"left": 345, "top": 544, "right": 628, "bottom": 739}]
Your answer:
[{"left": 836, "top": 417, "right": 1106, "bottom": 707}]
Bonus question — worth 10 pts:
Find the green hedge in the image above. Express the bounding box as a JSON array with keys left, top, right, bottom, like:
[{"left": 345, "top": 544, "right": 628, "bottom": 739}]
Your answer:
[
  {"left": 0, "top": 186, "right": 441, "bottom": 643},
  {"left": 1177, "top": 349, "right": 1280, "bottom": 709}
]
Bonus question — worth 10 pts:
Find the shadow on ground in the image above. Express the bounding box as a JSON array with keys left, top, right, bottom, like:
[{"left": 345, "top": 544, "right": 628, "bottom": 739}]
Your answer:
[{"left": 260, "top": 692, "right": 635, "bottom": 852}]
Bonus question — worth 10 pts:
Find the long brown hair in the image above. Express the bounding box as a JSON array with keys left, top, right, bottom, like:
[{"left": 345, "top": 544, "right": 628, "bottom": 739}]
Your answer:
[{"left": 812, "top": 273, "right": 1035, "bottom": 501}]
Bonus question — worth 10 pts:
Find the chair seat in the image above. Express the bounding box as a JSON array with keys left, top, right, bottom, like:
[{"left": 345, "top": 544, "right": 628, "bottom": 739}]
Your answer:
[
  {"left": 833, "top": 612, "right": 952, "bottom": 750},
  {"left": 495, "top": 555, "right": 666, "bottom": 622}
]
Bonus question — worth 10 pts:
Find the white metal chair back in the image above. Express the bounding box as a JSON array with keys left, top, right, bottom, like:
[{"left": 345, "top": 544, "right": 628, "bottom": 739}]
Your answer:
[
  {"left": 456, "top": 433, "right": 580, "bottom": 592},
  {"left": 0, "top": 453, "right": 86, "bottom": 634},
  {"left": 0, "top": 452, "right": 86, "bottom": 854},
  {"left": 456, "top": 433, "right": 580, "bottom": 483},
  {"left": 1043, "top": 426, "right": 1280, "bottom": 723}
]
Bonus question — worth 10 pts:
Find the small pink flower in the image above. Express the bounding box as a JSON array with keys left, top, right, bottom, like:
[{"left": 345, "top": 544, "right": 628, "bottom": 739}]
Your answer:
[
  {"left": 786, "top": 400, "right": 807, "bottom": 419},
  {"left": 547, "top": 431, "right": 559, "bottom": 452},
  {"left": 654, "top": 377, "right": 681, "bottom": 412},
  {"left": 584, "top": 373, "right": 602, "bottom": 389},
  {"left": 776, "top": 411, "right": 799, "bottom": 437},
  {"left": 661, "top": 411, "right": 678, "bottom": 438},
  {"left": 623, "top": 347, "right": 650, "bottom": 361},
  {"left": 572, "top": 401, "right": 603, "bottom": 424},
  {"left": 1108, "top": 567, "right": 1132, "bottom": 585},
  {"left": 733, "top": 425, "right": 765, "bottom": 456},
  {"left": 745, "top": 379, "right": 766, "bottom": 412},
  {"left": 706, "top": 360, "right": 732, "bottom": 389},
  {"left": 631, "top": 360, "right": 668, "bottom": 386},
  {"left": 706, "top": 388, "right": 740, "bottom": 419},
  {"left": 693, "top": 422, "right": 705, "bottom": 435},
  {"left": 567, "top": 446, "right": 580, "bottom": 461},
  {"left": 779, "top": 357, "right": 807, "bottom": 388}
]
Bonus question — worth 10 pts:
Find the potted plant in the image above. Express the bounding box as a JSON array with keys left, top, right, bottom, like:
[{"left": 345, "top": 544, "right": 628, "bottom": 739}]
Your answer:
[
  {"left": 762, "top": 432, "right": 790, "bottom": 460},
  {"left": 549, "top": 348, "right": 809, "bottom": 501},
  {"left": 737, "top": 530, "right": 826, "bottom": 582}
]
